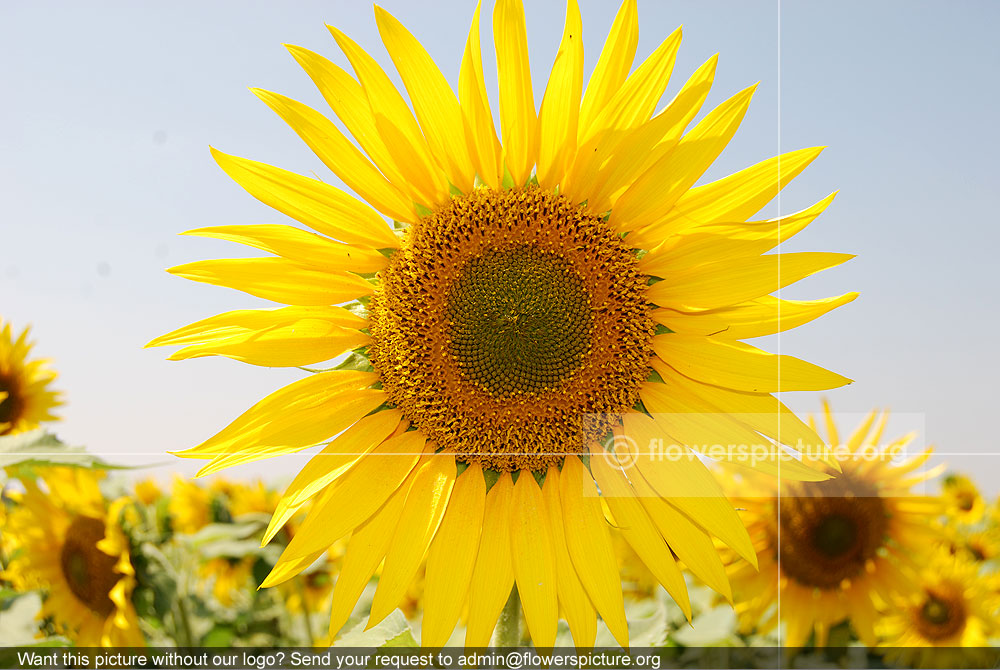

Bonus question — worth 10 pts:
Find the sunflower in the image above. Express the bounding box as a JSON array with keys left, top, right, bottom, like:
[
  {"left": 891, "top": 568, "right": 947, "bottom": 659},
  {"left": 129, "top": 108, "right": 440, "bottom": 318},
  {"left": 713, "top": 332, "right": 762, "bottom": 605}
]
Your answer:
[
  {"left": 151, "top": 0, "right": 855, "bottom": 647},
  {"left": 133, "top": 478, "right": 162, "bottom": 505},
  {"left": 167, "top": 475, "right": 212, "bottom": 534},
  {"left": 0, "top": 319, "right": 62, "bottom": 436},
  {"left": 2, "top": 468, "right": 144, "bottom": 646},
  {"left": 877, "top": 552, "right": 998, "bottom": 669},
  {"left": 281, "top": 558, "right": 337, "bottom": 615},
  {"left": 942, "top": 473, "right": 986, "bottom": 525},
  {"left": 199, "top": 557, "right": 255, "bottom": 607},
  {"left": 725, "top": 402, "right": 944, "bottom": 648}
]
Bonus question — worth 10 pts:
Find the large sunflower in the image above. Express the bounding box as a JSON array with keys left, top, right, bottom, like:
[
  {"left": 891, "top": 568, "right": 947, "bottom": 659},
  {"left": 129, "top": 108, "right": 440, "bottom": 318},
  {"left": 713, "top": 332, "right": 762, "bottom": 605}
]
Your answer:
[
  {"left": 877, "top": 552, "right": 998, "bottom": 669},
  {"left": 151, "top": 0, "right": 855, "bottom": 647},
  {"left": 2, "top": 468, "right": 144, "bottom": 646},
  {"left": 0, "top": 319, "right": 62, "bottom": 436},
  {"left": 725, "top": 403, "right": 944, "bottom": 648}
]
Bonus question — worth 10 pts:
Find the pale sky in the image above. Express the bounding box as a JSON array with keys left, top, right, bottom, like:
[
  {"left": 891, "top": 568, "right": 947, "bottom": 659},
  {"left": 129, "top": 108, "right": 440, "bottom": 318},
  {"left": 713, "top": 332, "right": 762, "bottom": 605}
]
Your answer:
[{"left": 2, "top": 1, "right": 998, "bottom": 492}]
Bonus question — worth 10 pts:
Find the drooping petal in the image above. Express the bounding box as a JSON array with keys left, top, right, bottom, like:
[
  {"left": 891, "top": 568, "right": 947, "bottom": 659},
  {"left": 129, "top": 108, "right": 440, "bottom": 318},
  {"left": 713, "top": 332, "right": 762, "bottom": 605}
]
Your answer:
[
  {"left": 493, "top": 0, "right": 538, "bottom": 185},
  {"left": 559, "top": 455, "right": 628, "bottom": 648},
  {"left": 465, "top": 472, "right": 515, "bottom": 647},
  {"left": 210, "top": 148, "right": 405, "bottom": 245},
  {"left": 421, "top": 464, "right": 486, "bottom": 648},
  {"left": 510, "top": 471, "right": 558, "bottom": 648},
  {"left": 368, "top": 452, "right": 456, "bottom": 627}
]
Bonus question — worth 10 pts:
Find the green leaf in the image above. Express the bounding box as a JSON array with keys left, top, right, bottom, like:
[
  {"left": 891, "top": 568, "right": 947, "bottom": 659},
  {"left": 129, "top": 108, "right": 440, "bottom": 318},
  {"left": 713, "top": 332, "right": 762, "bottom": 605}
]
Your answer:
[
  {"left": 336, "top": 611, "right": 415, "bottom": 648},
  {"left": 0, "top": 431, "right": 111, "bottom": 481}
]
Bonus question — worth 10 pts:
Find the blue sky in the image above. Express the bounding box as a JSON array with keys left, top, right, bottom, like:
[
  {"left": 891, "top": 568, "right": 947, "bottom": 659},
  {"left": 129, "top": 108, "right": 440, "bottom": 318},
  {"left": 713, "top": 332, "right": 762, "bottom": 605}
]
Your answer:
[{"left": 2, "top": 1, "right": 998, "bottom": 491}]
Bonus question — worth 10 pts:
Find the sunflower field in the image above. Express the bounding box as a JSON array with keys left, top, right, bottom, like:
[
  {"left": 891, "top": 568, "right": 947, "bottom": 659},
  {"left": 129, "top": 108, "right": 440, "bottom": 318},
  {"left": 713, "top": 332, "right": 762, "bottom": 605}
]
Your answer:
[{"left": 2, "top": 0, "right": 1000, "bottom": 668}]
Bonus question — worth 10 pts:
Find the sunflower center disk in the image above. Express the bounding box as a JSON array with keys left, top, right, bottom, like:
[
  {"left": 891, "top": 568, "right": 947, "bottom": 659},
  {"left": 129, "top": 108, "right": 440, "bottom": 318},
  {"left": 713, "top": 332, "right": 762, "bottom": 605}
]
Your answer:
[
  {"left": 775, "top": 477, "right": 889, "bottom": 589},
  {"left": 0, "top": 374, "right": 22, "bottom": 434},
  {"left": 60, "top": 515, "right": 119, "bottom": 616},
  {"left": 368, "top": 186, "right": 654, "bottom": 473},
  {"left": 447, "top": 246, "right": 592, "bottom": 396},
  {"left": 916, "top": 589, "right": 967, "bottom": 640}
]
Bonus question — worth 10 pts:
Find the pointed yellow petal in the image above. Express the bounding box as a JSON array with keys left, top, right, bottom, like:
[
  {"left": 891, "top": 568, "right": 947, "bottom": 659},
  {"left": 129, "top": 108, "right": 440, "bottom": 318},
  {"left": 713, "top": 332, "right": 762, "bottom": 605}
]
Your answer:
[
  {"left": 578, "top": 0, "right": 637, "bottom": 141},
  {"left": 183, "top": 225, "right": 389, "bottom": 273},
  {"left": 173, "top": 370, "right": 378, "bottom": 460},
  {"left": 653, "top": 292, "right": 859, "bottom": 340},
  {"left": 276, "top": 432, "right": 425, "bottom": 563},
  {"left": 465, "top": 472, "right": 515, "bottom": 647},
  {"left": 559, "top": 456, "right": 628, "bottom": 648},
  {"left": 421, "top": 464, "right": 486, "bottom": 648},
  {"left": 368, "top": 453, "right": 456, "bottom": 627},
  {"left": 653, "top": 334, "right": 852, "bottom": 392},
  {"left": 460, "top": 2, "right": 502, "bottom": 188},
  {"left": 612, "top": 85, "right": 756, "bottom": 233},
  {"left": 328, "top": 486, "right": 407, "bottom": 637},
  {"left": 589, "top": 452, "right": 691, "bottom": 620},
  {"left": 283, "top": 44, "right": 416, "bottom": 216},
  {"left": 647, "top": 252, "right": 854, "bottom": 311},
  {"left": 536, "top": 0, "right": 583, "bottom": 191},
  {"left": 650, "top": 146, "right": 826, "bottom": 235},
  {"left": 249, "top": 90, "right": 422, "bottom": 223},
  {"left": 262, "top": 410, "right": 403, "bottom": 545},
  {"left": 622, "top": 412, "right": 756, "bottom": 568},
  {"left": 374, "top": 6, "right": 475, "bottom": 192},
  {"left": 260, "top": 549, "right": 326, "bottom": 589},
  {"left": 640, "top": 193, "right": 837, "bottom": 275},
  {"left": 210, "top": 148, "right": 403, "bottom": 246},
  {"left": 327, "top": 25, "right": 450, "bottom": 207},
  {"left": 510, "top": 471, "right": 558, "bottom": 648},
  {"left": 582, "top": 54, "right": 718, "bottom": 211},
  {"left": 821, "top": 398, "right": 841, "bottom": 447},
  {"left": 493, "top": 0, "right": 537, "bottom": 185},
  {"left": 542, "top": 467, "right": 596, "bottom": 649},
  {"left": 168, "top": 258, "right": 373, "bottom": 306}
]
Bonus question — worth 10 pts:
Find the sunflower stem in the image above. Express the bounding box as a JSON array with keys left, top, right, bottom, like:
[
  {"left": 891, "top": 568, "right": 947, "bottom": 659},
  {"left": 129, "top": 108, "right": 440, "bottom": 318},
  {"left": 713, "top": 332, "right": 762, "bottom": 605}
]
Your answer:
[
  {"left": 175, "top": 595, "right": 196, "bottom": 647},
  {"left": 492, "top": 586, "right": 521, "bottom": 648}
]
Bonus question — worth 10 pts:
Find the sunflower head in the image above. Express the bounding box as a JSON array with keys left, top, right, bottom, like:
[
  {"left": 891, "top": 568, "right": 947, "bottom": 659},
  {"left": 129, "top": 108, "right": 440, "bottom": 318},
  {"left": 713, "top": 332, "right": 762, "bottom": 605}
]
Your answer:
[
  {"left": 942, "top": 473, "right": 985, "bottom": 525},
  {"left": 3, "top": 468, "right": 143, "bottom": 647},
  {"left": 0, "top": 320, "right": 62, "bottom": 436},
  {"left": 153, "top": 0, "right": 856, "bottom": 648}
]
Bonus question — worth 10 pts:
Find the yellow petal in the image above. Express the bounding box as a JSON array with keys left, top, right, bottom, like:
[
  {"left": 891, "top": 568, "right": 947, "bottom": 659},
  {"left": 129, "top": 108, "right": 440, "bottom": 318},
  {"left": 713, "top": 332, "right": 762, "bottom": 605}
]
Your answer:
[
  {"left": 277, "top": 432, "right": 426, "bottom": 563},
  {"left": 173, "top": 370, "right": 378, "bottom": 459},
  {"left": 465, "top": 472, "right": 515, "bottom": 647},
  {"left": 647, "top": 252, "right": 855, "bottom": 311},
  {"left": 459, "top": 2, "right": 502, "bottom": 188},
  {"left": 368, "top": 453, "right": 456, "bottom": 627},
  {"left": 648, "top": 146, "right": 826, "bottom": 236},
  {"left": 327, "top": 25, "right": 450, "bottom": 208},
  {"left": 151, "top": 305, "right": 369, "bottom": 368},
  {"left": 653, "top": 292, "right": 859, "bottom": 340},
  {"left": 250, "top": 90, "right": 422, "bottom": 223},
  {"left": 493, "top": 0, "right": 537, "bottom": 185},
  {"left": 421, "top": 464, "right": 487, "bottom": 648},
  {"left": 542, "top": 467, "right": 596, "bottom": 649},
  {"left": 640, "top": 193, "right": 837, "bottom": 275},
  {"left": 210, "top": 148, "right": 404, "bottom": 247},
  {"left": 283, "top": 44, "right": 416, "bottom": 217},
  {"left": 627, "top": 466, "right": 734, "bottom": 601},
  {"left": 374, "top": 7, "right": 475, "bottom": 192},
  {"left": 612, "top": 85, "right": 756, "bottom": 233},
  {"left": 182, "top": 225, "right": 389, "bottom": 273},
  {"left": 638, "top": 382, "right": 829, "bottom": 482},
  {"left": 168, "top": 258, "right": 373, "bottom": 306},
  {"left": 588, "top": 452, "right": 691, "bottom": 620},
  {"left": 582, "top": 54, "right": 718, "bottom": 211},
  {"left": 536, "top": 0, "right": 583, "bottom": 191},
  {"left": 510, "top": 471, "right": 558, "bottom": 648},
  {"left": 328, "top": 486, "right": 407, "bottom": 637},
  {"left": 622, "top": 412, "right": 756, "bottom": 568},
  {"left": 262, "top": 409, "right": 403, "bottom": 545},
  {"left": 260, "top": 549, "right": 326, "bottom": 589},
  {"left": 653, "top": 334, "right": 853, "bottom": 392},
  {"left": 578, "top": 0, "right": 638, "bottom": 142},
  {"left": 559, "top": 455, "right": 628, "bottom": 648}
]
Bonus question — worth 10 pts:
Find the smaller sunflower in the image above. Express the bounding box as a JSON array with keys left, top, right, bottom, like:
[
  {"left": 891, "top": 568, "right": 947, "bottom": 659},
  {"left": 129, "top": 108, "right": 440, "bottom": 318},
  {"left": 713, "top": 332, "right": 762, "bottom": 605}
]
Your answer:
[
  {"left": 199, "top": 557, "right": 255, "bottom": 606},
  {"left": 167, "top": 475, "right": 212, "bottom": 534},
  {"left": 725, "top": 402, "right": 944, "bottom": 648},
  {"left": 2, "top": 468, "right": 143, "bottom": 646},
  {"left": 281, "top": 559, "right": 336, "bottom": 615},
  {"left": 0, "top": 319, "right": 61, "bottom": 436},
  {"left": 133, "top": 478, "right": 162, "bottom": 506},
  {"left": 877, "top": 552, "right": 998, "bottom": 669},
  {"left": 942, "top": 474, "right": 986, "bottom": 525}
]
